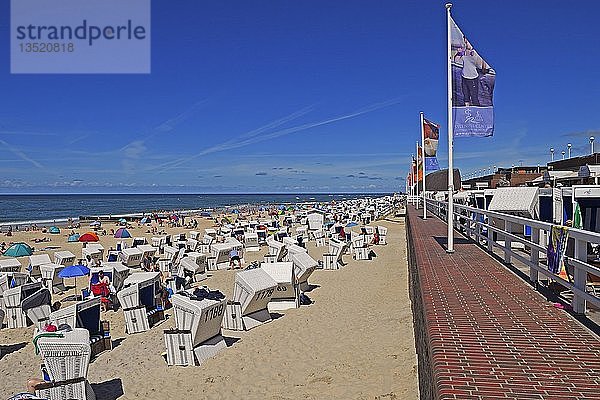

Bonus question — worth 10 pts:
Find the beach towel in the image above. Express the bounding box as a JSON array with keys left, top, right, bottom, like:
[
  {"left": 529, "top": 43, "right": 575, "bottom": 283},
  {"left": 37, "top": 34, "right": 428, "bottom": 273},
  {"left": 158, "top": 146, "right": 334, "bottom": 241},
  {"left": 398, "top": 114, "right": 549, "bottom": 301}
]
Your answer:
[{"left": 547, "top": 225, "right": 569, "bottom": 275}]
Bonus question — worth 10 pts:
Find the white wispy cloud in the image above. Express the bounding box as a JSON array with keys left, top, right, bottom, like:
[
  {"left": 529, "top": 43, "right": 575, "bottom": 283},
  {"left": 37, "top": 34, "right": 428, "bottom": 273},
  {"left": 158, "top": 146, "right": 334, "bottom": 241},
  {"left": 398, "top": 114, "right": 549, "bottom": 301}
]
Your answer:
[
  {"left": 156, "top": 98, "right": 403, "bottom": 172},
  {"left": 0, "top": 129, "right": 58, "bottom": 137},
  {"left": 152, "top": 105, "right": 315, "bottom": 171},
  {"left": 0, "top": 139, "right": 45, "bottom": 170}
]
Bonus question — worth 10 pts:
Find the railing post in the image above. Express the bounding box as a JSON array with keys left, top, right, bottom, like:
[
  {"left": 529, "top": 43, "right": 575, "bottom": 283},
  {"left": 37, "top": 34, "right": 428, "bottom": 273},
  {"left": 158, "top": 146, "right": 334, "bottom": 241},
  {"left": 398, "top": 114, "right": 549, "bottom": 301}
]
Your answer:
[
  {"left": 487, "top": 216, "right": 493, "bottom": 252},
  {"left": 464, "top": 209, "right": 471, "bottom": 238},
  {"left": 504, "top": 220, "right": 512, "bottom": 264},
  {"left": 573, "top": 238, "right": 588, "bottom": 314},
  {"left": 476, "top": 212, "right": 481, "bottom": 244},
  {"left": 530, "top": 227, "right": 540, "bottom": 283}
]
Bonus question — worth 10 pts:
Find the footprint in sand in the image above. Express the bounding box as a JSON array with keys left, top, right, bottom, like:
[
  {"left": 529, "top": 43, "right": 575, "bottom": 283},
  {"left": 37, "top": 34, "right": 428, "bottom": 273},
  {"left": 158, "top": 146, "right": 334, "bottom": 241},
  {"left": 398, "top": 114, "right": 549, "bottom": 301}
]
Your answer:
[{"left": 309, "top": 375, "right": 333, "bottom": 384}]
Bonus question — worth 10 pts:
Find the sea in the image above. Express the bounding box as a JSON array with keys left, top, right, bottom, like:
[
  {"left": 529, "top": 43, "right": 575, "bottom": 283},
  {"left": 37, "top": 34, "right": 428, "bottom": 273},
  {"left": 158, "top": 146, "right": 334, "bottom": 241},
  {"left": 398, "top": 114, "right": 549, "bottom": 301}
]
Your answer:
[{"left": 0, "top": 193, "right": 388, "bottom": 225}]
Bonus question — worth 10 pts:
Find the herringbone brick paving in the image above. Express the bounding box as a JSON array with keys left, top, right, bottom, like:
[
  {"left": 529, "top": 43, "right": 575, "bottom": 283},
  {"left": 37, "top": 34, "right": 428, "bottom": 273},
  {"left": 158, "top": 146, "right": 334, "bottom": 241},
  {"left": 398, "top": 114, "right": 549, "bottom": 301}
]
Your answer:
[{"left": 407, "top": 206, "right": 600, "bottom": 399}]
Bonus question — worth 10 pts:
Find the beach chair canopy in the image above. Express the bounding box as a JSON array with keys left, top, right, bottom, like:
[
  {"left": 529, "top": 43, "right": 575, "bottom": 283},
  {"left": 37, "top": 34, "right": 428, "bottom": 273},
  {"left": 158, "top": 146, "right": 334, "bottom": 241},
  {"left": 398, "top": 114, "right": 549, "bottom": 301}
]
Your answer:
[
  {"left": 21, "top": 288, "right": 52, "bottom": 312},
  {"left": 0, "top": 257, "right": 22, "bottom": 271},
  {"left": 68, "top": 233, "right": 80, "bottom": 242},
  {"left": 48, "top": 226, "right": 60, "bottom": 234}
]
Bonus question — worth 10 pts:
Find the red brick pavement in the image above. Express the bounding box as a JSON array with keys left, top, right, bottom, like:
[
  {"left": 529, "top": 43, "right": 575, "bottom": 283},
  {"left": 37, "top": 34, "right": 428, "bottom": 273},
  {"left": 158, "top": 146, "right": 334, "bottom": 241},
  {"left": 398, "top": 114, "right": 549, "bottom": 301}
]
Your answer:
[{"left": 407, "top": 206, "right": 600, "bottom": 399}]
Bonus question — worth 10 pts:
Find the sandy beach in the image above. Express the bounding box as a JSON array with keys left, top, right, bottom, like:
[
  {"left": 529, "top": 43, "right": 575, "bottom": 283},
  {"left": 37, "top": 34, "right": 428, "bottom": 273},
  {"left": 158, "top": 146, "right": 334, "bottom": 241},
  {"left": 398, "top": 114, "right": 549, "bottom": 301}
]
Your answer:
[{"left": 0, "top": 214, "right": 417, "bottom": 399}]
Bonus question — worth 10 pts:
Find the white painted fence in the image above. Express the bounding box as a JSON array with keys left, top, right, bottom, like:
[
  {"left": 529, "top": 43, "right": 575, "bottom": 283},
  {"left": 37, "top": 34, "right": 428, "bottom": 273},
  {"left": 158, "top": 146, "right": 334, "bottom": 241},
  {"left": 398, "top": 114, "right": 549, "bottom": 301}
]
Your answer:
[{"left": 425, "top": 198, "right": 600, "bottom": 315}]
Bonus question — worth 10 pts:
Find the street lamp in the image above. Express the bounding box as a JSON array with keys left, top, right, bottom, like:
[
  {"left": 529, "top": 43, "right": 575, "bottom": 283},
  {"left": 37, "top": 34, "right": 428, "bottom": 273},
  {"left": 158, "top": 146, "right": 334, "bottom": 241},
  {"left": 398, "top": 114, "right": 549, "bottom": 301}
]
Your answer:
[
  {"left": 591, "top": 136, "right": 595, "bottom": 154},
  {"left": 550, "top": 148, "right": 554, "bottom": 162},
  {"left": 567, "top": 143, "right": 572, "bottom": 158},
  {"left": 561, "top": 150, "right": 566, "bottom": 160}
]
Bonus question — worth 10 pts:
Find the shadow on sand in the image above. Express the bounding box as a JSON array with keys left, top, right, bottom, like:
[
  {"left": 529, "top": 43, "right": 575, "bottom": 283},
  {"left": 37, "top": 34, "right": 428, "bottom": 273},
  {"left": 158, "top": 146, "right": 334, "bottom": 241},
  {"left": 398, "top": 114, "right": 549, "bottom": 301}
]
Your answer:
[
  {"left": 0, "top": 342, "right": 27, "bottom": 360},
  {"left": 91, "top": 378, "right": 125, "bottom": 400}
]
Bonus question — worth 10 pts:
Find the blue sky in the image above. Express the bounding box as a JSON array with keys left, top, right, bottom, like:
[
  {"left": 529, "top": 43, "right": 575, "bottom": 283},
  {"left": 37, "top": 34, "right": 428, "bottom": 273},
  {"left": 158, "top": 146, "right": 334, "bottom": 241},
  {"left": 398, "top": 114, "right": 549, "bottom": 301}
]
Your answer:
[{"left": 0, "top": 0, "right": 599, "bottom": 193}]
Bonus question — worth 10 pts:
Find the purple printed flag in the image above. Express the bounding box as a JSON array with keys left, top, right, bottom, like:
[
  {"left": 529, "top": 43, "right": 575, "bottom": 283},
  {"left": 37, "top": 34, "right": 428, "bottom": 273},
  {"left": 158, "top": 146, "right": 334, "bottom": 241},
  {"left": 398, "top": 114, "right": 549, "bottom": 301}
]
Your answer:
[{"left": 450, "top": 16, "right": 495, "bottom": 137}]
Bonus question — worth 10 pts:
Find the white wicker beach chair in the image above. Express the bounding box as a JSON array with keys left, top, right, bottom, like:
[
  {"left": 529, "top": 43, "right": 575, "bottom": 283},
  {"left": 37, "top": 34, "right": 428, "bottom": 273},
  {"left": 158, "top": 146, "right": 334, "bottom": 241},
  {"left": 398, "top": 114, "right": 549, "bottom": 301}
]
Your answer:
[
  {"left": 49, "top": 297, "right": 108, "bottom": 356},
  {"left": 351, "top": 235, "right": 369, "bottom": 261},
  {"left": 53, "top": 251, "right": 76, "bottom": 267},
  {"left": 22, "top": 288, "right": 52, "bottom": 330},
  {"left": 82, "top": 244, "right": 104, "bottom": 263},
  {"left": 177, "top": 257, "right": 207, "bottom": 285},
  {"left": 283, "top": 243, "right": 306, "bottom": 262},
  {"left": 119, "top": 247, "right": 143, "bottom": 268},
  {"left": 244, "top": 232, "right": 260, "bottom": 252},
  {"left": 165, "top": 293, "right": 227, "bottom": 366},
  {"left": 377, "top": 226, "right": 388, "bottom": 245},
  {"left": 28, "top": 254, "right": 52, "bottom": 280},
  {"left": 151, "top": 235, "right": 167, "bottom": 250},
  {"left": 207, "top": 243, "right": 233, "bottom": 270},
  {"left": 264, "top": 238, "right": 286, "bottom": 263},
  {"left": 186, "top": 238, "right": 199, "bottom": 252},
  {"left": 314, "top": 230, "right": 326, "bottom": 247},
  {"left": 163, "top": 245, "right": 178, "bottom": 263},
  {"left": 322, "top": 239, "right": 347, "bottom": 270},
  {"left": 89, "top": 262, "right": 131, "bottom": 293},
  {"left": 34, "top": 328, "right": 95, "bottom": 400},
  {"left": 137, "top": 244, "right": 158, "bottom": 260},
  {"left": 0, "top": 258, "right": 22, "bottom": 273},
  {"left": 261, "top": 262, "right": 299, "bottom": 311},
  {"left": 222, "top": 268, "right": 277, "bottom": 331},
  {"left": 290, "top": 252, "right": 318, "bottom": 292},
  {"left": 3, "top": 281, "right": 43, "bottom": 328},
  {"left": 117, "top": 272, "right": 163, "bottom": 334},
  {"left": 39, "top": 264, "right": 66, "bottom": 293}
]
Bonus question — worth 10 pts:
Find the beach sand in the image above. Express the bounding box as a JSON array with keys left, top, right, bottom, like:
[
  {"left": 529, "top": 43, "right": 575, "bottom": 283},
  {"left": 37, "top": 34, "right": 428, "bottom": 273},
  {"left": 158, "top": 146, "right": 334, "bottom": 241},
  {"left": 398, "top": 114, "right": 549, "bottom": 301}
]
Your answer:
[{"left": 0, "top": 216, "right": 418, "bottom": 399}]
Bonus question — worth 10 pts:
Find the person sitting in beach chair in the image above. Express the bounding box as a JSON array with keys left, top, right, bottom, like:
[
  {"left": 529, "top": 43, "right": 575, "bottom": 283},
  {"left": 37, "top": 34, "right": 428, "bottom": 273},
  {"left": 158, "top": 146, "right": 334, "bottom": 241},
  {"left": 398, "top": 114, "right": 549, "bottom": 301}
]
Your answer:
[
  {"left": 91, "top": 271, "right": 112, "bottom": 311},
  {"left": 371, "top": 229, "right": 380, "bottom": 245},
  {"left": 90, "top": 282, "right": 112, "bottom": 311}
]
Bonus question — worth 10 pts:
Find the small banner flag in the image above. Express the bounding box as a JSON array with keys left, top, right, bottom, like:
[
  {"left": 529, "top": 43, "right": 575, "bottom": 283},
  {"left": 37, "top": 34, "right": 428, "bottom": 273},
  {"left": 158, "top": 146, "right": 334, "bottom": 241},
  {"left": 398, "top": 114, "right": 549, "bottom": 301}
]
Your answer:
[
  {"left": 450, "top": 16, "right": 495, "bottom": 137},
  {"left": 547, "top": 226, "right": 569, "bottom": 275},
  {"left": 416, "top": 147, "right": 424, "bottom": 182},
  {"left": 423, "top": 117, "right": 440, "bottom": 171},
  {"left": 574, "top": 203, "right": 583, "bottom": 229}
]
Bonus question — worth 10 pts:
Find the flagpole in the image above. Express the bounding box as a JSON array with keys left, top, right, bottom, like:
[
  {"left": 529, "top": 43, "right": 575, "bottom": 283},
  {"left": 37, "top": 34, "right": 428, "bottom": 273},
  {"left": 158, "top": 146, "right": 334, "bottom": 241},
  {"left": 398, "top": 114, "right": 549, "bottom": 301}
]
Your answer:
[
  {"left": 410, "top": 156, "right": 414, "bottom": 204},
  {"left": 415, "top": 141, "right": 420, "bottom": 209},
  {"left": 446, "top": 3, "right": 455, "bottom": 253},
  {"left": 420, "top": 112, "right": 427, "bottom": 219},
  {"left": 410, "top": 155, "right": 414, "bottom": 203}
]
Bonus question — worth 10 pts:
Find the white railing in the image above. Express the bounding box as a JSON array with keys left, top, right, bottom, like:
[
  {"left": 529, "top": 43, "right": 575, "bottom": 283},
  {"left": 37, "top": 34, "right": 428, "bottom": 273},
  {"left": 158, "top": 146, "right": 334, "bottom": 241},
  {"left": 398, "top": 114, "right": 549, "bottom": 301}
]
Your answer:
[
  {"left": 425, "top": 198, "right": 600, "bottom": 315},
  {"left": 407, "top": 195, "right": 422, "bottom": 207}
]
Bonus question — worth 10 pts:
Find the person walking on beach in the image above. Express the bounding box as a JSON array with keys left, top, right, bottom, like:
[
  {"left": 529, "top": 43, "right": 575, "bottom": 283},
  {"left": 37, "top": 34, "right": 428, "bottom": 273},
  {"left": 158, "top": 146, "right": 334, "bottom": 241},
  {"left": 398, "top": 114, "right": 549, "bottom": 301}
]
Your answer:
[{"left": 229, "top": 249, "right": 241, "bottom": 269}]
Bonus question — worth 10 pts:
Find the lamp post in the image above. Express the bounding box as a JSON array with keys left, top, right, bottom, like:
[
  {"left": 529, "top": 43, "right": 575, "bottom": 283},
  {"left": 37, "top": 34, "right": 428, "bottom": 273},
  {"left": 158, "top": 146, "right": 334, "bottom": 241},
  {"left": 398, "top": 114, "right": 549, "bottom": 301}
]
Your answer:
[
  {"left": 591, "top": 136, "right": 595, "bottom": 154},
  {"left": 567, "top": 143, "right": 572, "bottom": 158},
  {"left": 550, "top": 147, "right": 554, "bottom": 162},
  {"left": 561, "top": 150, "right": 566, "bottom": 160}
]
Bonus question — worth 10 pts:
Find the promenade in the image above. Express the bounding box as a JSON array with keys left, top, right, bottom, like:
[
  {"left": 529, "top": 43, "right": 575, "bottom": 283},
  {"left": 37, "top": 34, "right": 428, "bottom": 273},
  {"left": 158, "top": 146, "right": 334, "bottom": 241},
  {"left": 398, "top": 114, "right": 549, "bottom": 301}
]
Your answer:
[{"left": 407, "top": 206, "right": 600, "bottom": 399}]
